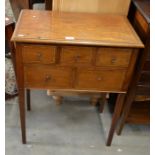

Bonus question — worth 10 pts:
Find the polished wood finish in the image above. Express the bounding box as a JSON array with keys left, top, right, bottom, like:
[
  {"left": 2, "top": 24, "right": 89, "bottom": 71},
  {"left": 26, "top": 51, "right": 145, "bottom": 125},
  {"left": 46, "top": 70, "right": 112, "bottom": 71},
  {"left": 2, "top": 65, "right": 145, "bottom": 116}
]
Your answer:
[
  {"left": 12, "top": 10, "right": 143, "bottom": 146},
  {"left": 60, "top": 46, "right": 94, "bottom": 65},
  {"left": 117, "top": 0, "right": 150, "bottom": 135},
  {"left": 51, "top": 0, "right": 132, "bottom": 105},
  {"left": 53, "top": 0, "right": 131, "bottom": 15},
  {"left": 12, "top": 10, "right": 143, "bottom": 48},
  {"left": 22, "top": 45, "right": 56, "bottom": 64},
  {"left": 106, "top": 94, "right": 126, "bottom": 146},
  {"left": 76, "top": 69, "right": 126, "bottom": 91},
  {"left": 96, "top": 48, "right": 132, "bottom": 67},
  {"left": 24, "top": 65, "right": 73, "bottom": 88},
  {"left": 15, "top": 44, "right": 26, "bottom": 144}
]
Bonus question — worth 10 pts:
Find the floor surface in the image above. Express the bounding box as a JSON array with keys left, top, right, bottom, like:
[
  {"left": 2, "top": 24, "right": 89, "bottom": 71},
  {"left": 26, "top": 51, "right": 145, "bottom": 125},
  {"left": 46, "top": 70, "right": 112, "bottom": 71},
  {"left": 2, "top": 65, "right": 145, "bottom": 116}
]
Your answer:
[{"left": 5, "top": 90, "right": 150, "bottom": 155}]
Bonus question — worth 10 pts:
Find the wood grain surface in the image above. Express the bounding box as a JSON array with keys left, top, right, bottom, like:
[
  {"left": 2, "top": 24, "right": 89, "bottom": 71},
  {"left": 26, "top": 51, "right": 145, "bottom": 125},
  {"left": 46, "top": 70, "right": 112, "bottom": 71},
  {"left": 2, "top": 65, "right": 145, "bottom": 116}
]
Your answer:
[
  {"left": 52, "top": 0, "right": 131, "bottom": 15},
  {"left": 12, "top": 10, "right": 143, "bottom": 48}
]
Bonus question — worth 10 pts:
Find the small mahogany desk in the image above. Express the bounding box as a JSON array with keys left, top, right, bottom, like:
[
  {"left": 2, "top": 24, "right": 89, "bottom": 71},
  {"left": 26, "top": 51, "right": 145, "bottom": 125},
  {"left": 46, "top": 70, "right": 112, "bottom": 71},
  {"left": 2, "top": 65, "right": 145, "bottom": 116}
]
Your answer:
[{"left": 11, "top": 10, "right": 143, "bottom": 146}]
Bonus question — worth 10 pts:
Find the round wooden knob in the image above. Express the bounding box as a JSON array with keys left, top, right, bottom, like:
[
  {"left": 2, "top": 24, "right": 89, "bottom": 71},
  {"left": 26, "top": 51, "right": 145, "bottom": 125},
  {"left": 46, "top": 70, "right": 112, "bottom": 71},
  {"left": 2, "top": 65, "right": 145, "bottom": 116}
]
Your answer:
[
  {"left": 45, "top": 75, "right": 51, "bottom": 82},
  {"left": 36, "top": 53, "right": 42, "bottom": 60},
  {"left": 97, "top": 77, "right": 102, "bottom": 81},
  {"left": 111, "top": 57, "right": 116, "bottom": 64},
  {"left": 74, "top": 55, "right": 81, "bottom": 62}
]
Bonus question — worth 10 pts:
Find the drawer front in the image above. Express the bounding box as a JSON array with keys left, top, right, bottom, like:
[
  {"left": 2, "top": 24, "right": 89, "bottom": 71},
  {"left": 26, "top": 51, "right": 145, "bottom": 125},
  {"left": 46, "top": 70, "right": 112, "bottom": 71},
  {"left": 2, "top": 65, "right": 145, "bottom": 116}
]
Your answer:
[
  {"left": 96, "top": 48, "right": 132, "bottom": 67},
  {"left": 24, "top": 65, "right": 72, "bottom": 88},
  {"left": 75, "top": 69, "right": 126, "bottom": 91},
  {"left": 60, "top": 46, "right": 94, "bottom": 65},
  {"left": 22, "top": 45, "right": 56, "bottom": 64}
]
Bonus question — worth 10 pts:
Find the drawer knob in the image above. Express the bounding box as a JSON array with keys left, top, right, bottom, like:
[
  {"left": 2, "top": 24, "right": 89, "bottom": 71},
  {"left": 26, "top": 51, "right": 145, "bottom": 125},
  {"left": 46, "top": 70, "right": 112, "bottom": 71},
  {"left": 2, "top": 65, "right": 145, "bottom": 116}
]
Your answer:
[
  {"left": 74, "top": 55, "right": 81, "bottom": 62},
  {"left": 97, "top": 77, "right": 102, "bottom": 81},
  {"left": 111, "top": 57, "right": 117, "bottom": 64},
  {"left": 36, "top": 53, "right": 42, "bottom": 60},
  {"left": 45, "top": 75, "right": 52, "bottom": 82}
]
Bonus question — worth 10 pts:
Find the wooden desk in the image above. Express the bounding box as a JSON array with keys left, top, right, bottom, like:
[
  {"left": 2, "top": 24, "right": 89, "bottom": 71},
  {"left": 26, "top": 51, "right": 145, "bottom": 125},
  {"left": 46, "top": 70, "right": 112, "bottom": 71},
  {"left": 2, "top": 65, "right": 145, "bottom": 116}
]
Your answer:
[{"left": 11, "top": 10, "right": 143, "bottom": 146}]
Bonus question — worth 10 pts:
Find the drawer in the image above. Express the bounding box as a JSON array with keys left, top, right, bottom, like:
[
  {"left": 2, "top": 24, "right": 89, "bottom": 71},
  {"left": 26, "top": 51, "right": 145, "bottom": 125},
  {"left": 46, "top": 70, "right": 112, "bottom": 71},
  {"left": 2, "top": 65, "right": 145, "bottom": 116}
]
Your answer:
[
  {"left": 75, "top": 69, "right": 126, "bottom": 91},
  {"left": 60, "top": 46, "right": 94, "bottom": 65},
  {"left": 22, "top": 45, "right": 56, "bottom": 64},
  {"left": 24, "top": 65, "right": 73, "bottom": 88},
  {"left": 96, "top": 48, "right": 132, "bottom": 67}
]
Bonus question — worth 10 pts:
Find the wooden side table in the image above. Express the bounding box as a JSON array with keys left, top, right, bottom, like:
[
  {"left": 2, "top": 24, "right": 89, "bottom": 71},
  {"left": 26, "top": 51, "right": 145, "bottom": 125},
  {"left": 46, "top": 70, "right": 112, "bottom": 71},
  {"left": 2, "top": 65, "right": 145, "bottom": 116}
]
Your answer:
[{"left": 11, "top": 10, "right": 143, "bottom": 146}]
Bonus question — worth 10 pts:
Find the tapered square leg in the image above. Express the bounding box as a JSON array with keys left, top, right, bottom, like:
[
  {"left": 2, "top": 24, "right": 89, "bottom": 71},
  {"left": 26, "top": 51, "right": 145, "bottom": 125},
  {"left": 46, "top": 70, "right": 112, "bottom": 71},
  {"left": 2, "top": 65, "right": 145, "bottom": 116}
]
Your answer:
[
  {"left": 106, "top": 94, "right": 125, "bottom": 146},
  {"left": 18, "top": 88, "right": 26, "bottom": 144},
  {"left": 98, "top": 94, "right": 107, "bottom": 113}
]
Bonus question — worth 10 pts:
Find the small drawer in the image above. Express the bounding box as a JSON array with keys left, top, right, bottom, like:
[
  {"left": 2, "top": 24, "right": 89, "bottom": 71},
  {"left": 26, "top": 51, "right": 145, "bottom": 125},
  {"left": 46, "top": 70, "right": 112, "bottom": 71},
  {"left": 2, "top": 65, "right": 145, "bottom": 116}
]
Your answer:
[
  {"left": 96, "top": 48, "right": 132, "bottom": 67},
  {"left": 75, "top": 69, "right": 126, "bottom": 91},
  {"left": 22, "top": 45, "right": 56, "bottom": 64},
  {"left": 60, "top": 46, "right": 94, "bottom": 65},
  {"left": 24, "top": 65, "right": 73, "bottom": 88}
]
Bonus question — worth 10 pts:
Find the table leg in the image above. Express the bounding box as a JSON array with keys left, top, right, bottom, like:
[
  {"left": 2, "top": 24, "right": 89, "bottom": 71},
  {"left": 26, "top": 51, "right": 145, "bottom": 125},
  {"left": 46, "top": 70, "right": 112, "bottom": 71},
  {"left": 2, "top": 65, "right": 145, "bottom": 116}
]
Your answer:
[
  {"left": 18, "top": 88, "right": 26, "bottom": 144},
  {"left": 26, "top": 89, "right": 31, "bottom": 111},
  {"left": 15, "top": 44, "right": 26, "bottom": 144},
  {"left": 98, "top": 93, "right": 107, "bottom": 113},
  {"left": 90, "top": 95, "right": 100, "bottom": 106},
  {"left": 117, "top": 86, "right": 136, "bottom": 135},
  {"left": 106, "top": 93, "right": 125, "bottom": 146},
  {"left": 116, "top": 99, "right": 133, "bottom": 135}
]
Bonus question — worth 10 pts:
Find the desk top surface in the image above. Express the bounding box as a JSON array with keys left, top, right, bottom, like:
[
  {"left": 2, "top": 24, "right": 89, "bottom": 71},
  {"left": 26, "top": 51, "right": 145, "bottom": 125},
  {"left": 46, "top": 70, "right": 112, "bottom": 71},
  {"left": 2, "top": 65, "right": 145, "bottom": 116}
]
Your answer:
[{"left": 12, "top": 10, "right": 143, "bottom": 48}]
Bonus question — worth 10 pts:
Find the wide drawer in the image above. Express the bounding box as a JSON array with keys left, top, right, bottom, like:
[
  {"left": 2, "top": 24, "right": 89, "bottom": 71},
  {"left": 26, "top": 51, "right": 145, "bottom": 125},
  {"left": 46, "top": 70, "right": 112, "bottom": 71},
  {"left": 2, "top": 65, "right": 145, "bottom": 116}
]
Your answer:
[
  {"left": 96, "top": 48, "right": 132, "bottom": 67},
  {"left": 22, "top": 45, "right": 56, "bottom": 64},
  {"left": 24, "top": 65, "right": 73, "bottom": 88},
  {"left": 60, "top": 46, "right": 94, "bottom": 65},
  {"left": 75, "top": 69, "right": 126, "bottom": 91}
]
